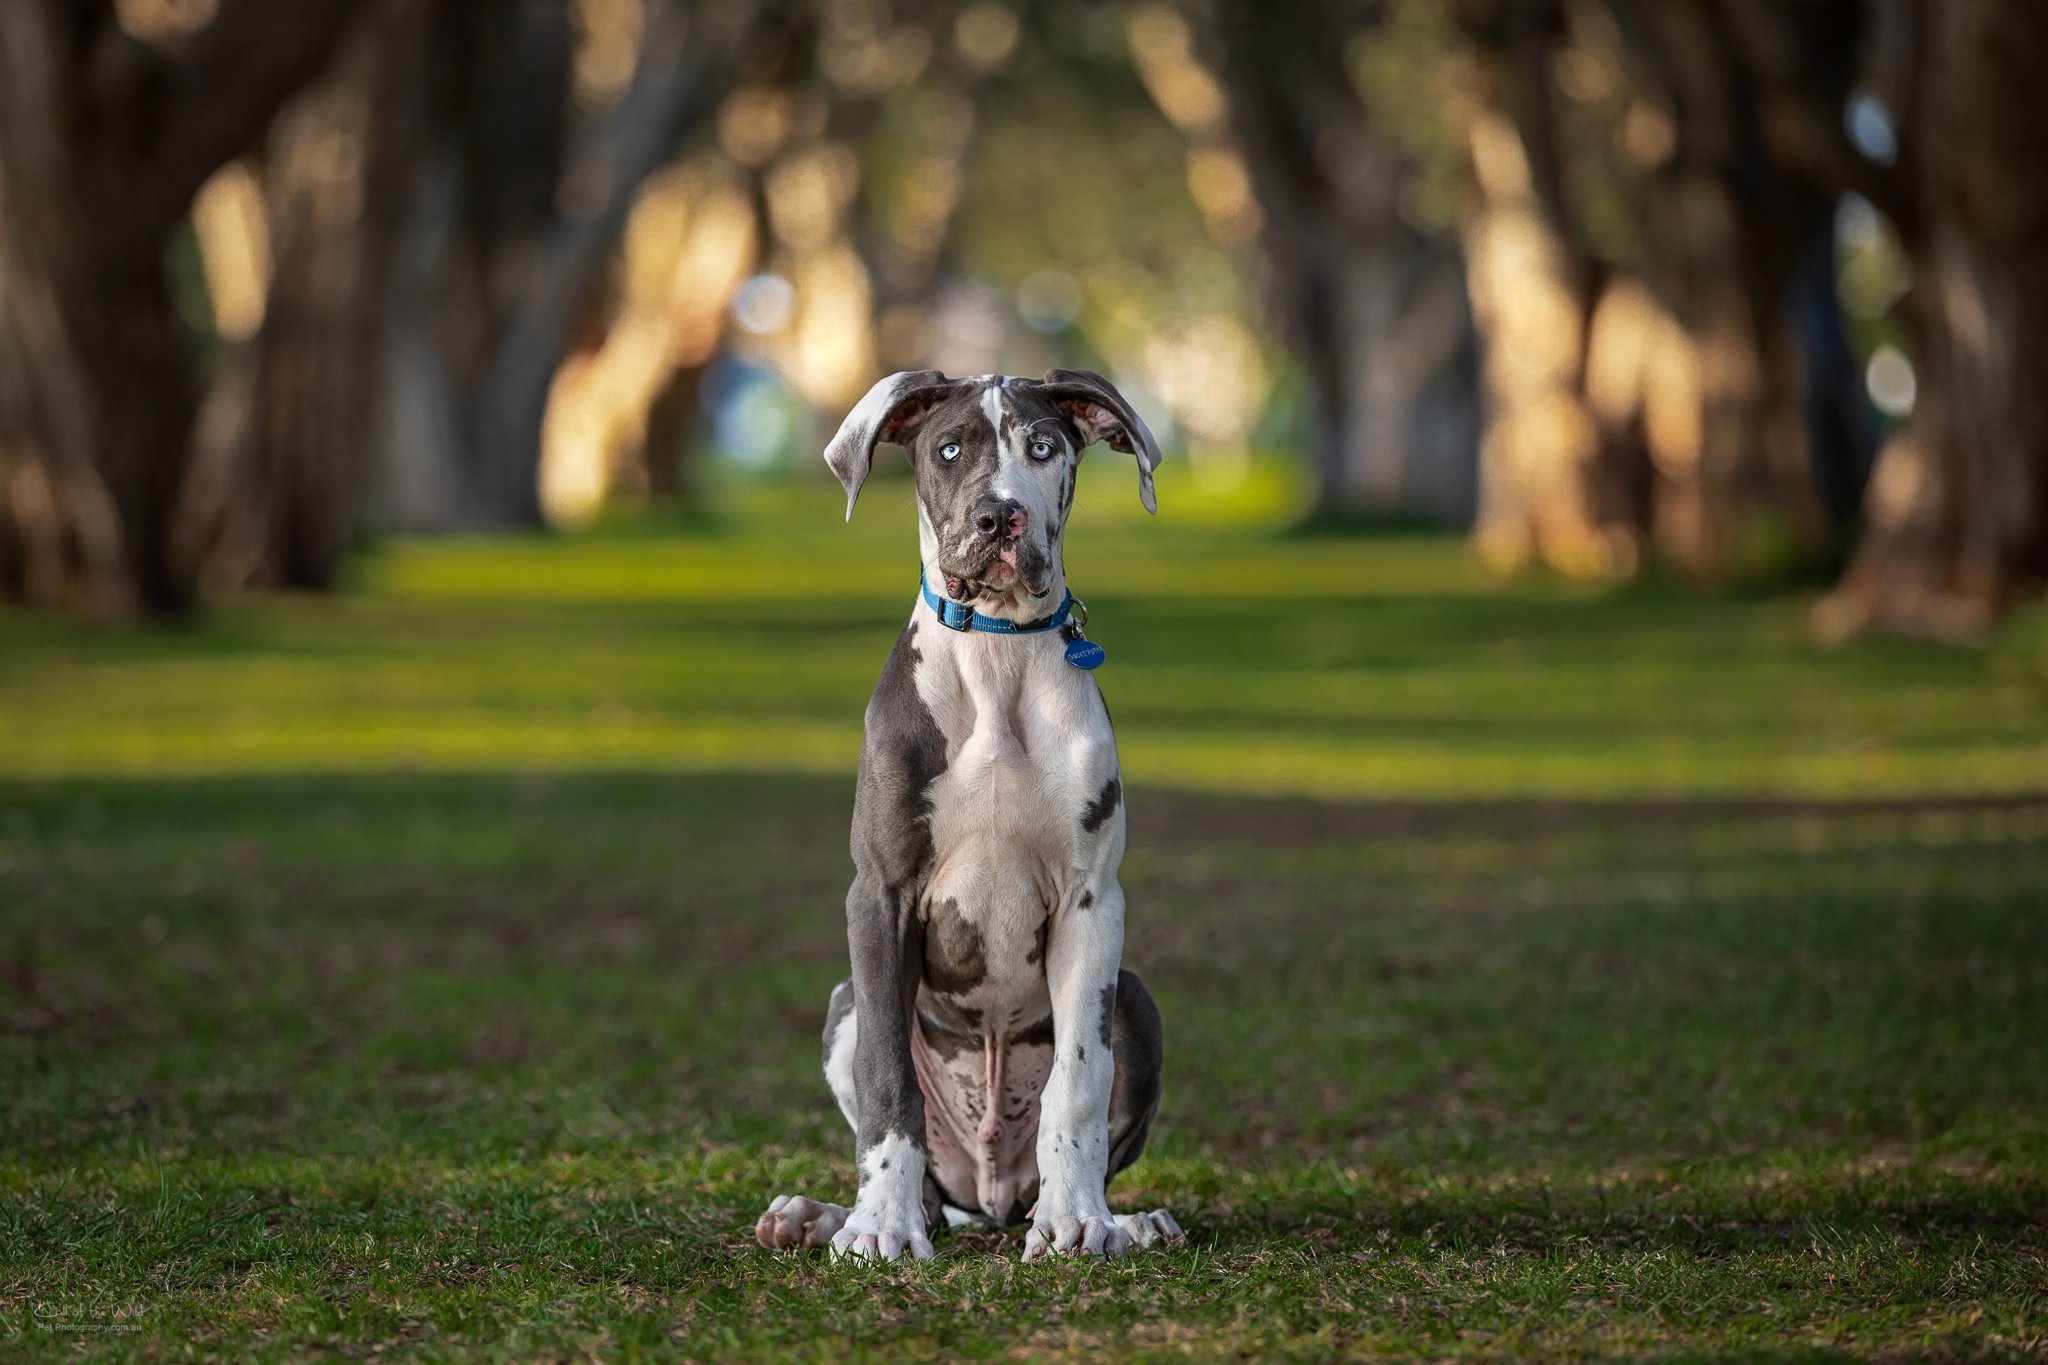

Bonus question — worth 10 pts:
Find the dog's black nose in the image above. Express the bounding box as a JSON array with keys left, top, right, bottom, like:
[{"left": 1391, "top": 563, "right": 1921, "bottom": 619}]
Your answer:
[{"left": 972, "top": 496, "right": 1026, "bottom": 540}]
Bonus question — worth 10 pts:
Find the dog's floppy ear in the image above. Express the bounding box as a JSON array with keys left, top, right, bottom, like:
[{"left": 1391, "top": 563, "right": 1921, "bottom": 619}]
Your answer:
[
  {"left": 823, "top": 369, "right": 959, "bottom": 520},
  {"left": 1037, "top": 368, "right": 1164, "bottom": 514}
]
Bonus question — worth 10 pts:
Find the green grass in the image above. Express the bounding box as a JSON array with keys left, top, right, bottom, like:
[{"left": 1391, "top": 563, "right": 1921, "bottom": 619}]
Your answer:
[{"left": 4, "top": 475, "right": 2046, "bottom": 1359}]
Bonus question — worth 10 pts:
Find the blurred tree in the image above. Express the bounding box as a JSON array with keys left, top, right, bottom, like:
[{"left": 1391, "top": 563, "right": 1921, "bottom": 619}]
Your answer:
[
  {"left": 181, "top": 2, "right": 436, "bottom": 590},
  {"left": 1451, "top": 0, "right": 1641, "bottom": 577},
  {"left": 1595, "top": 0, "right": 1866, "bottom": 577},
  {"left": 948, "top": 0, "right": 1281, "bottom": 485},
  {"left": 1194, "top": 0, "right": 1479, "bottom": 525},
  {"left": 1452, "top": 0, "right": 1872, "bottom": 582},
  {"left": 1820, "top": 0, "right": 2048, "bottom": 639},
  {"left": 860, "top": 2, "right": 1018, "bottom": 372},
  {"left": 549, "top": 6, "right": 817, "bottom": 519},
  {"left": 0, "top": 0, "right": 358, "bottom": 614},
  {"left": 545, "top": 0, "right": 1006, "bottom": 521},
  {"left": 372, "top": 0, "right": 578, "bottom": 531},
  {"left": 376, "top": 0, "right": 762, "bottom": 531}
]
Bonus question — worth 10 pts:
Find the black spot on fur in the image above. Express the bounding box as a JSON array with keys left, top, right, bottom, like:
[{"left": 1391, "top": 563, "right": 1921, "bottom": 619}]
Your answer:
[
  {"left": 915, "top": 996, "right": 984, "bottom": 1059},
  {"left": 1097, "top": 980, "right": 1118, "bottom": 1048},
  {"left": 1080, "top": 776, "right": 1121, "bottom": 833},
  {"left": 920, "top": 995, "right": 983, "bottom": 1032},
  {"left": 1025, "top": 916, "right": 1049, "bottom": 966},
  {"left": 922, "top": 898, "right": 987, "bottom": 994},
  {"left": 1014, "top": 1012, "right": 1056, "bottom": 1048},
  {"left": 1078, "top": 891, "right": 1094, "bottom": 910}
]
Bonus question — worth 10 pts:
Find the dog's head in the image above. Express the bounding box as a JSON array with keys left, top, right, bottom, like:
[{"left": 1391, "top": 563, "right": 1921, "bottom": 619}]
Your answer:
[{"left": 824, "top": 370, "right": 1162, "bottom": 605}]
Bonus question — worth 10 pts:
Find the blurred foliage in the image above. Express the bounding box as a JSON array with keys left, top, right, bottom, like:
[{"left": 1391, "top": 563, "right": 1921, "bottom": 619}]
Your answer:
[
  {"left": 957, "top": 17, "right": 1247, "bottom": 366},
  {"left": 1349, "top": 0, "right": 1469, "bottom": 236}
]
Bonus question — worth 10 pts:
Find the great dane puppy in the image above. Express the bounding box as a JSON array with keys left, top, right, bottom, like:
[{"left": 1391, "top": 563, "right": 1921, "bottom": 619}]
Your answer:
[{"left": 754, "top": 370, "right": 1184, "bottom": 1263}]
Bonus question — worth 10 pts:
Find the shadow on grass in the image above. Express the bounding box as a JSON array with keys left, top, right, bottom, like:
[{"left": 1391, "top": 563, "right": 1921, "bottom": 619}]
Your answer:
[
  {"left": 4, "top": 772, "right": 2045, "bottom": 1355},
  {"left": 5, "top": 770, "right": 2044, "bottom": 1163}
]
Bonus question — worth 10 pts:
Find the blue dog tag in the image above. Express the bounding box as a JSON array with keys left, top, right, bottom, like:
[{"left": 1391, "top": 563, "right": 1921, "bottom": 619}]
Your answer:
[{"left": 1064, "top": 637, "right": 1106, "bottom": 670}]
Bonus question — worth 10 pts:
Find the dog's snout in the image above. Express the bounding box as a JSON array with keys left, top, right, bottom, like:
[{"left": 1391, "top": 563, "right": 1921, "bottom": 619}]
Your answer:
[{"left": 972, "top": 496, "right": 1026, "bottom": 541}]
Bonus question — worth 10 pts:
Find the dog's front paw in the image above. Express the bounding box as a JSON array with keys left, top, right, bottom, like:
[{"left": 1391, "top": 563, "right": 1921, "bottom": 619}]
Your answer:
[
  {"left": 1022, "top": 1212, "right": 1132, "bottom": 1261},
  {"left": 828, "top": 1205, "right": 934, "bottom": 1263},
  {"left": 755, "top": 1194, "right": 848, "bottom": 1252}
]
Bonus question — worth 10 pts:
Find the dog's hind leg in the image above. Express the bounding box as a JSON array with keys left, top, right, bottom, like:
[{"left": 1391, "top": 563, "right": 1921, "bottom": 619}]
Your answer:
[
  {"left": 755, "top": 981, "right": 858, "bottom": 1251},
  {"left": 822, "top": 977, "right": 860, "bottom": 1131},
  {"left": 1104, "top": 969, "right": 1183, "bottom": 1250},
  {"left": 757, "top": 978, "right": 945, "bottom": 1252}
]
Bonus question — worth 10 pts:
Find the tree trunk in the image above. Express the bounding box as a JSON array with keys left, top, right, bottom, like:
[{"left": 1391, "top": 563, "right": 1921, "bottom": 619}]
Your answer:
[
  {"left": 1598, "top": 0, "right": 1862, "bottom": 578},
  {"left": 0, "top": 11, "right": 200, "bottom": 615},
  {"left": 185, "top": 5, "right": 433, "bottom": 591},
  {"left": 1459, "top": 0, "right": 1869, "bottom": 582},
  {"left": 366, "top": 0, "right": 576, "bottom": 532},
  {"left": 1457, "top": 5, "right": 1654, "bottom": 577},
  {"left": 0, "top": 0, "right": 358, "bottom": 616},
  {"left": 0, "top": 190, "right": 180, "bottom": 616},
  {"left": 1818, "top": 0, "right": 2048, "bottom": 638},
  {"left": 1212, "top": 0, "right": 1479, "bottom": 526},
  {"left": 371, "top": 0, "right": 763, "bottom": 532},
  {"left": 640, "top": 360, "right": 708, "bottom": 507},
  {"left": 1461, "top": 109, "right": 1646, "bottom": 577}
]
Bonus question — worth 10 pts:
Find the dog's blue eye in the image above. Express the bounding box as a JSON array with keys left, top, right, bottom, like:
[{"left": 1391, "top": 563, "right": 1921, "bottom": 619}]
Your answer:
[
  {"left": 1030, "top": 438, "right": 1053, "bottom": 460},
  {"left": 940, "top": 442, "right": 961, "bottom": 462}
]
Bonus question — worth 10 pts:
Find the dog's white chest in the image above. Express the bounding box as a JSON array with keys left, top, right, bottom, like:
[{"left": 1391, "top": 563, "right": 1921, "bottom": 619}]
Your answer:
[{"left": 916, "top": 625, "right": 1118, "bottom": 934}]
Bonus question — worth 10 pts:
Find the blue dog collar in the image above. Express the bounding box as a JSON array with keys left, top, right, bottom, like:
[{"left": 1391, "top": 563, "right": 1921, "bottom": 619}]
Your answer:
[{"left": 919, "top": 570, "right": 1075, "bottom": 634}]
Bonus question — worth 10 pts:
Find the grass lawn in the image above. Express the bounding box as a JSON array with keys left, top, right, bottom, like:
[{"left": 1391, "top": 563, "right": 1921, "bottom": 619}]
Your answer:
[{"left": 4, "top": 473, "right": 2046, "bottom": 1359}]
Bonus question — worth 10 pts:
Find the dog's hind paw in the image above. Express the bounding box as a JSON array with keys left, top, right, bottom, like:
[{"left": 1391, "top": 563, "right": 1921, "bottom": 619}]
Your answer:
[
  {"left": 755, "top": 1194, "right": 849, "bottom": 1252},
  {"left": 1113, "top": 1209, "right": 1185, "bottom": 1249}
]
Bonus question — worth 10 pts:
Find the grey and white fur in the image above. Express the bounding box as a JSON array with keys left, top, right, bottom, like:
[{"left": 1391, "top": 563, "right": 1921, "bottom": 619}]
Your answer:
[{"left": 753, "top": 370, "right": 1183, "bottom": 1262}]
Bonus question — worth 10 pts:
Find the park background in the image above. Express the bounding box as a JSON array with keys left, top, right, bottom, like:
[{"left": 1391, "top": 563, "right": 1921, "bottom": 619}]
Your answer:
[{"left": 3, "top": 0, "right": 2045, "bottom": 1358}]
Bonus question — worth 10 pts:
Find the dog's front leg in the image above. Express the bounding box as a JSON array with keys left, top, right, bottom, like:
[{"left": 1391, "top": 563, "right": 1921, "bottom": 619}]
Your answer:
[
  {"left": 831, "top": 876, "right": 936, "bottom": 1263},
  {"left": 1024, "top": 880, "right": 1132, "bottom": 1261}
]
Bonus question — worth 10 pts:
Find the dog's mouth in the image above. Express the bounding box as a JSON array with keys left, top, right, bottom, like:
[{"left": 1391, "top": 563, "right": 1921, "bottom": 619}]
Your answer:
[{"left": 942, "top": 540, "right": 1049, "bottom": 602}]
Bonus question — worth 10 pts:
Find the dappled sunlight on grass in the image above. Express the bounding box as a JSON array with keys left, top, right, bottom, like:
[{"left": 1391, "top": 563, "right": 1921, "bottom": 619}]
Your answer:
[{"left": 3, "top": 480, "right": 2043, "bottom": 797}]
